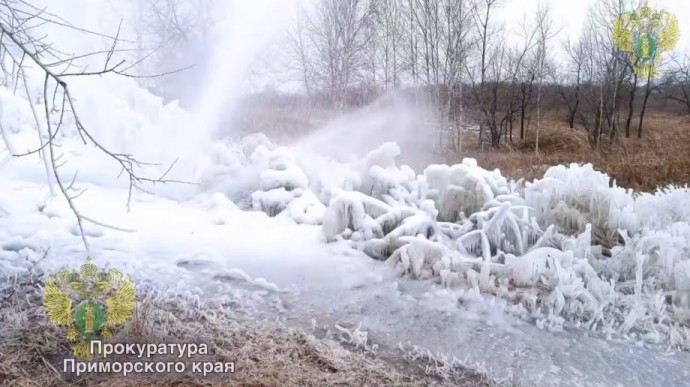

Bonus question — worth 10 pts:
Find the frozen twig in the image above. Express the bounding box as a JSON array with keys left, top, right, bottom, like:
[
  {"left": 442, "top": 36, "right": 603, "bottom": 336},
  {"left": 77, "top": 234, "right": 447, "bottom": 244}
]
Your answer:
[{"left": 0, "top": 2, "right": 192, "bottom": 251}]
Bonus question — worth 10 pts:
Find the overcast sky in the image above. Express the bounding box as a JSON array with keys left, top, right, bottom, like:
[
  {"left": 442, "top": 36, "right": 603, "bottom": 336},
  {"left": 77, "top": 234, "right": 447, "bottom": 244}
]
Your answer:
[
  {"left": 243, "top": 0, "right": 690, "bottom": 92},
  {"left": 502, "top": 0, "right": 690, "bottom": 52},
  {"left": 40, "top": 0, "right": 689, "bottom": 96}
]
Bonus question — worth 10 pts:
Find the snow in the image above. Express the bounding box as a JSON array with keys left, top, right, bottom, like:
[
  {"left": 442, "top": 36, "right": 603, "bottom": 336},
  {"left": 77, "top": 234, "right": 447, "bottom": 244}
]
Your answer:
[{"left": 1, "top": 25, "right": 690, "bottom": 384}]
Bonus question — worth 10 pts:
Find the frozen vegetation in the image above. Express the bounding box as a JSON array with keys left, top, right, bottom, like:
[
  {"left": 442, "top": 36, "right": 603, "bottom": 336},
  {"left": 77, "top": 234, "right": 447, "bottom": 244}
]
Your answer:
[
  {"left": 0, "top": 4, "right": 689, "bottom": 383},
  {"left": 1, "top": 66, "right": 689, "bottom": 354},
  {"left": 202, "top": 136, "right": 690, "bottom": 351}
]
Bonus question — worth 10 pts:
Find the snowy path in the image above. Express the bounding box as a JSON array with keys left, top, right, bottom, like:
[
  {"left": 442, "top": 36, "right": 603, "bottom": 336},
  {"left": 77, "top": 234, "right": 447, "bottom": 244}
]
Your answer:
[{"left": 2, "top": 180, "right": 689, "bottom": 387}]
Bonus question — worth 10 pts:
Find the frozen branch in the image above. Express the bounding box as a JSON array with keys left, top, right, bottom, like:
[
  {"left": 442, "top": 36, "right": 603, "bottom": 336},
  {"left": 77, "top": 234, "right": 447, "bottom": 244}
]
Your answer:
[{"left": 0, "top": 2, "right": 192, "bottom": 251}]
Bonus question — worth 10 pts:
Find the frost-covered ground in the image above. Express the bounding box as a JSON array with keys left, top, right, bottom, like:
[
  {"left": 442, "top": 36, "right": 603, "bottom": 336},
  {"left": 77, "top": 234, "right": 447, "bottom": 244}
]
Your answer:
[{"left": 1, "top": 65, "right": 690, "bottom": 386}]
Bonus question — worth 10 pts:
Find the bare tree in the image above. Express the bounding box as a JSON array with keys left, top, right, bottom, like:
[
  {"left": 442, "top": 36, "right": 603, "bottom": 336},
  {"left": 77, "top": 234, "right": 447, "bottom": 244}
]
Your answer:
[
  {"left": 286, "top": 7, "right": 315, "bottom": 113},
  {"left": 557, "top": 38, "right": 585, "bottom": 129},
  {"left": 368, "top": 0, "right": 405, "bottom": 90},
  {"left": 471, "top": 0, "right": 502, "bottom": 149},
  {"left": 466, "top": 43, "right": 535, "bottom": 148},
  {"left": 0, "top": 0, "right": 185, "bottom": 251},
  {"left": 404, "top": 0, "right": 420, "bottom": 88},
  {"left": 532, "top": 2, "right": 557, "bottom": 155},
  {"left": 575, "top": 0, "right": 637, "bottom": 146},
  {"left": 636, "top": 66, "right": 655, "bottom": 138},
  {"left": 129, "top": 0, "right": 215, "bottom": 104},
  {"left": 306, "top": 0, "right": 373, "bottom": 110},
  {"left": 280, "top": 0, "right": 682, "bottom": 154},
  {"left": 516, "top": 51, "right": 537, "bottom": 140},
  {"left": 466, "top": 0, "right": 540, "bottom": 149},
  {"left": 405, "top": 0, "right": 473, "bottom": 151},
  {"left": 623, "top": 55, "right": 640, "bottom": 137},
  {"left": 665, "top": 53, "right": 690, "bottom": 114}
]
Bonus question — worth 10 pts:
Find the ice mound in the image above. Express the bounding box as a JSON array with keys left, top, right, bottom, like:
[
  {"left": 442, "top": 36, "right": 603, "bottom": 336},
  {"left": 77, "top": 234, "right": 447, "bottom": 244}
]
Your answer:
[{"left": 198, "top": 139, "right": 690, "bottom": 349}]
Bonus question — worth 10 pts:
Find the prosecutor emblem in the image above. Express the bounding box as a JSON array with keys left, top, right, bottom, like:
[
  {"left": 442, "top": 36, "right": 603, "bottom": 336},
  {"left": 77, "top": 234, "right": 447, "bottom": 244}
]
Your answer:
[
  {"left": 43, "top": 259, "right": 136, "bottom": 358},
  {"left": 613, "top": 3, "right": 679, "bottom": 78}
]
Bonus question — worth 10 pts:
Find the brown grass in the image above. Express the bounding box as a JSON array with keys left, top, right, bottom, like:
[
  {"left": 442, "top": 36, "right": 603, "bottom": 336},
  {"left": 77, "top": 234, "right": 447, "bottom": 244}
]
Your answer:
[
  {"left": 225, "top": 104, "right": 341, "bottom": 143},
  {"left": 228, "top": 102, "right": 689, "bottom": 191},
  {"left": 452, "top": 113, "right": 690, "bottom": 191},
  {"left": 0, "top": 274, "right": 496, "bottom": 387}
]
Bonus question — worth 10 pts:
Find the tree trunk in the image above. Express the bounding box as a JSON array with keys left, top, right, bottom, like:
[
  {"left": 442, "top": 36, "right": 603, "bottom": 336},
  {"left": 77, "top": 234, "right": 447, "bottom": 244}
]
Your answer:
[
  {"left": 536, "top": 82, "right": 542, "bottom": 155},
  {"left": 597, "top": 85, "right": 604, "bottom": 146},
  {"left": 478, "top": 5, "right": 490, "bottom": 150},
  {"left": 625, "top": 72, "right": 638, "bottom": 137},
  {"left": 491, "top": 126, "right": 501, "bottom": 148},
  {"left": 609, "top": 58, "right": 621, "bottom": 143},
  {"left": 570, "top": 69, "right": 581, "bottom": 129},
  {"left": 568, "top": 107, "right": 576, "bottom": 129},
  {"left": 637, "top": 74, "right": 653, "bottom": 139}
]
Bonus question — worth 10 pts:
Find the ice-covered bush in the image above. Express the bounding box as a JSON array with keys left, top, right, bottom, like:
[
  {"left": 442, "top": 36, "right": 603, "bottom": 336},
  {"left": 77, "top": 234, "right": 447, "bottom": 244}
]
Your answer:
[
  {"left": 247, "top": 146, "right": 326, "bottom": 225},
  {"left": 309, "top": 143, "right": 690, "bottom": 349},
  {"left": 196, "top": 135, "right": 689, "bottom": 349},
  {"left": 424, "top": 159, "right": 512, "bottom": 222}
]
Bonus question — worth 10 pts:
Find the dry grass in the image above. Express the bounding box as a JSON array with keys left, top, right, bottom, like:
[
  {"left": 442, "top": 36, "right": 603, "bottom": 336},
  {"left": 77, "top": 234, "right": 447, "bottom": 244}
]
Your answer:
[
  {"left": 452, "top": 113, "right": 690, "bottom": 191},
  {"left": 0, "top": 273, "right": 496, "bottom": 387},
  {"left": 225, "top": 104, "right": 340, "bottom": 143},
  {"left": 229, "top": 102, "right": 689, "bottom": 191}
]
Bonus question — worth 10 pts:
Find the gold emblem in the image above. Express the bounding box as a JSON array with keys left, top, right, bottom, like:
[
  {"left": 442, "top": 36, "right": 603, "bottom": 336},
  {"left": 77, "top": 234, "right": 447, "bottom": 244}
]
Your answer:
[
  {"left": 44, "top": 259, "right": 136, "bottom": 358},
  {"left": 613, "top": 3, "right": 679, "bottom": 78}
]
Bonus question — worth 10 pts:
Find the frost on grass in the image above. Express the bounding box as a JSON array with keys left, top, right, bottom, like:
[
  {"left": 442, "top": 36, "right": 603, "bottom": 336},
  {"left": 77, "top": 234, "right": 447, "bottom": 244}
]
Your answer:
[
  {"left": 199, "top": 140, "right": 690, "bottom": 349},
  {"left": 399, "top": 341, "right": 512, "bottom": 386},
  {"left": 335, "top": 321, "right": 378, "bottom": 354},
  {"left": 0, "top": 275, "right": 489, "bottom": 386}
]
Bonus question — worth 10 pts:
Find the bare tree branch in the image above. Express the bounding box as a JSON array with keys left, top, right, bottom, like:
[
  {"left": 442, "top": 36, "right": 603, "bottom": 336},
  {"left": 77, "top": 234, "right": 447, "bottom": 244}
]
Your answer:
[{"left": 0, "top": 2, "right": 195, "bottom": 251}]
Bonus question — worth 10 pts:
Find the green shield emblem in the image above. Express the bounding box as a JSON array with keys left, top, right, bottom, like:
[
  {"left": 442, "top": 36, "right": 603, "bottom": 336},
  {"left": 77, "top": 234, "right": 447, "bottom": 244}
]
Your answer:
[
  {"left": 74, "top": 302, "right": 105, "bottom": 339},
  {"left": 634, "top": 33, "right": 658, "bottom": 61}
]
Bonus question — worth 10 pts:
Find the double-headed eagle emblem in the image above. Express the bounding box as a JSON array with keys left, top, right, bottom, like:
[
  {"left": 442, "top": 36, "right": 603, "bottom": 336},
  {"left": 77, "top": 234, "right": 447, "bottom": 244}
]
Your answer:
[
  {"left": 613, "top": 3, "right": 680, "bottom": 78},
  {"left": 43, "top": 259, "right": 136, "bottom": 358}
]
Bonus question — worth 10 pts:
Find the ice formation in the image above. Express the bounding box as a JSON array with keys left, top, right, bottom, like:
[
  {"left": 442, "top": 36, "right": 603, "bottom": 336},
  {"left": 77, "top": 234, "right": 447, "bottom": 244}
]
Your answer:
[
  {"left": 196, "top": 140, "right": 690, "bottom": 349},
  {"left": 0, "top": 45, "right": 688, "bottom": 350}
]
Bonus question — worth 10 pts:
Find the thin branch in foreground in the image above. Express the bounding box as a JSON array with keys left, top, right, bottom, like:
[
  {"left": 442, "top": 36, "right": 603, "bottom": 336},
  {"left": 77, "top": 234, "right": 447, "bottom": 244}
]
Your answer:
[
  {"left": 0, "top": 6, "right": 196, "bottom": 252},
  {"left": 40, "top": 72, "right": 88, "bottom": 250}
]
